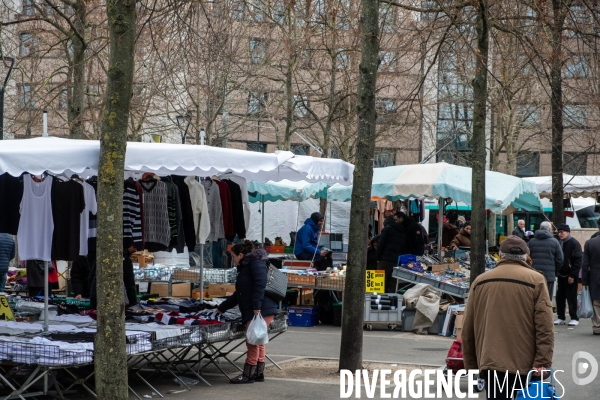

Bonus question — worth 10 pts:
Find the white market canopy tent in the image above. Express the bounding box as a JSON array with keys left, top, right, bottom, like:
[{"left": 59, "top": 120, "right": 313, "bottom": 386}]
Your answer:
[
  {"left": 524, "top": 174, "right": 600, "bottom": 199},
  {"left": 0, "top": 137, "right": 354, "bottom": 184},
  {"left": 328, "top": 162, "right": 543, "bottom": 214},
  {"left": 247, "top": 179, "right": 329, "bottom": 203}
]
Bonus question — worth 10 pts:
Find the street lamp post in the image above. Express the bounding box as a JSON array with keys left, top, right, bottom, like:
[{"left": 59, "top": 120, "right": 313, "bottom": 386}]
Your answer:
[
  {"left": 176, "top": 113, "right": 192, "bottom": 144},
  {"left": 0, "top": 56, "right": 15, "bottom": 140}
]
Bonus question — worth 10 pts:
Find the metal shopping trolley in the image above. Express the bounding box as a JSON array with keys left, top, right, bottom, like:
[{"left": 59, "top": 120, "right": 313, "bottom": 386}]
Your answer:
[{"left": 363, "top": 293, "right": 402, "bottom": 331}]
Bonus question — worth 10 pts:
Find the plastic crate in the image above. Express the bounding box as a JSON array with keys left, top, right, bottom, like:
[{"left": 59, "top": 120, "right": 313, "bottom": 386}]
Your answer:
[
  {"left": 314, "top": 276, "right": 345, "bottom": 291},
  {"left": 287, "top": 275, "right": 316, "bottom": 287},
  {"left": 401, "top": 308, "right": 445, "bottom": 334},
  {"left": 440, "top": 282, "right": 469, "bottom": 297},
  {"left": 284, "top": 246, "right": 294, "bottom": 254},
  {"left": 399, "top": 255, "right": 417, "bottom": 265},
  {"left": 363, "top": 294, "right": 402, "bottom": 323},
  {"left": 287, "top": 306, "right": 319, "bottom": 327},
  {"left": 392, "top": 267, "right": 420, "bottom": 282}
]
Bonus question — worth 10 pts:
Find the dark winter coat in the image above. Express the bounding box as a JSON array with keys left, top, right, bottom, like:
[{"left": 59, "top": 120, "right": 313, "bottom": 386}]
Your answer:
[
  {"left": 376, "top": 223, "right": 407, "bottom": 264},
  {"left": 442, "top": 223, "right": 460, "bottom": 247},
  {"left": 402, "top": 217, "right": 426, "bottom": 256},
  {"left": 527, "top": 230, "right": 564, "bottom": 283},
  {"left": 218, "top": 249, "right": 278, "bottom": 322},
  {"left": 71, "top": 255, "right": 95, "bottom": 298},
  {"left": 512, "top": 227, "right": 528, "bottom": 242},
  {"left": 450, "top": 228, "right": 471, "bottom": 249},
  {"left": 557, "top": 236, "right": 582, "bottom": 279},
  {"left": 0, "top": 234, "right": 15, "bottom": 274},
  {"left": 294, "top": 218, "right": 321, "bottom": 258},
  {"left": 582, "top": 236, "right": 600, "bottom": 301}
]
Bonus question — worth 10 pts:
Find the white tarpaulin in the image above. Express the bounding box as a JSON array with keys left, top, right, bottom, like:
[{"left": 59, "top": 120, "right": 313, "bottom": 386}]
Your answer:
[
  {"left": 524, "top": 174, "right": 600, "bottom": 198},
  {"left": 328, "top": 162, "right": 542, "bottom": 214},
  {"left": 0, "top": 138, "right": 354, "bottom": 184}
]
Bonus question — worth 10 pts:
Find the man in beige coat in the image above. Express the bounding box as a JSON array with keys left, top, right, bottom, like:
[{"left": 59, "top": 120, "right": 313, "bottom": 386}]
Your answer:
[{"left": 462, "top": 236, "right": 554, "bottom": 399}]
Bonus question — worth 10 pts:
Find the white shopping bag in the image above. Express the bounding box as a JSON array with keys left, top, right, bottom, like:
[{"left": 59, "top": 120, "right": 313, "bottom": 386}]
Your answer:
[
  {"left": 577, "top": 287, "right": 594, "bottom": 319},
  {"left": 246, "top": 313, "right": 269, "bottom": 345}
]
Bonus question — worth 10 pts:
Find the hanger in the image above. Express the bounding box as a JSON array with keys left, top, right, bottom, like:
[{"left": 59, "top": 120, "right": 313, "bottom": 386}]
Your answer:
[{"left": 71, "top": 174, "right": 83, "bottom": 182}]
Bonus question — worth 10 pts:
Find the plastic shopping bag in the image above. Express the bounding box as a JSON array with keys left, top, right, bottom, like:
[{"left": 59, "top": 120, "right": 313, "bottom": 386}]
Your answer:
[
  {"left": 246, "top": 314, "right": 269, "bottom": 345},
  {"left": 577, "top": 287, "right": 594, "bottom": 319},
  {"left": 515, "top": 370, "right": 557, "bottom": 400}
]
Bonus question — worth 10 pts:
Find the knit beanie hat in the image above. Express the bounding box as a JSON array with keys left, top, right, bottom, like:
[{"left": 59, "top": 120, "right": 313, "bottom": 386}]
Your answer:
[{"left": 311, "top": 212, "right": 324, "bottom": 224}]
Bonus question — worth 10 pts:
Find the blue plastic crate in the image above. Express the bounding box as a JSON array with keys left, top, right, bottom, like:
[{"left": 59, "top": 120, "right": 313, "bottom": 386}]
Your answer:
[
  {"left": 398, "top": 254, "right": 417, "bottom": 266},
  {"left": 287, "top": 306, "right": 319, "bottom": 327}
]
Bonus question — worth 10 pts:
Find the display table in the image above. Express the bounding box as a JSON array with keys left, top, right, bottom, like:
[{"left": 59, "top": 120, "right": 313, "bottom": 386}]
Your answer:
[{"left": 392, "top": 267, "right": 470, "bottom": 298}]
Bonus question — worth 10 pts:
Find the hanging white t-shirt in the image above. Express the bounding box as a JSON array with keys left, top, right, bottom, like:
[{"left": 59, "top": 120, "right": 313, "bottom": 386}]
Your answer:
[
  {"left": 78, "top": 181, "right": 97, "bottom": 256},
  {"left": 18, "top": 175, "right": 54, "bottom": 261}
]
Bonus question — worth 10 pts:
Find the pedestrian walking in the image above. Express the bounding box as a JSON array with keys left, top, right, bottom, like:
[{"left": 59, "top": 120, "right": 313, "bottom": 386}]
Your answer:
[
  {"left": 462, "top": 236, "right": 554, "bottom": 400},
  {"left": 377, "top": 214, "right": 407, "bottom": 293},
  {"left": 527, "top": 221, "right": 564, "bottom": 301},
  {"left": 555, "top": 224, "right": 582, "bottom": 326},
  {"left": 0, "top": 234, "right": 15, "bottom": 292},
  {"left": 581, "top": 235, "right": 600, "bottom": 335},
  {"left": 217, "top": 241, "right": 278, "bottom": 383},
  {"left": 512, "top": 219, "right": 528, "bottom": 242}
]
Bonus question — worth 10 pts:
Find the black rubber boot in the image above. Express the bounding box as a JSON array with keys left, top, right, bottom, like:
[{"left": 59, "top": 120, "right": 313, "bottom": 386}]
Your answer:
[
  {"left": 230, "top": 363, "right": 256, "bottom": 384},
  {"left": 254, "top": 361, "right": 265, "bottom": 382}
]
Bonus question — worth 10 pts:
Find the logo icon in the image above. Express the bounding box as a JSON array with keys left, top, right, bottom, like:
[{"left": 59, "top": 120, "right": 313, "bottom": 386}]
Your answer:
[{"left": 572, "top": 351, "right": 598, "bottom": 386}]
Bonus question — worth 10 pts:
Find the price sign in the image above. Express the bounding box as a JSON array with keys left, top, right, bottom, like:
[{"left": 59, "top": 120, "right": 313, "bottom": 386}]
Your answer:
[
  {"left": 365, "top": 270, "right": 385, "bottom": 293},
  {"left": 0, "top": 295, "right": 15, "bottom": 321}
]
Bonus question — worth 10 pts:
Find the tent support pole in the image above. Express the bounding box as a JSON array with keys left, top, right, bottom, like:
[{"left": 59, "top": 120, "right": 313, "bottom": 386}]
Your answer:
[
  {"left": 44, "top": 261, "right": 49, "bottom": 332},
  {"left": 199, "top": 243, "right": 204, "bottom": 304},
  {"left": 438, "top": 198, "right": 444, "bottom": 257},
  {"left": 261, "top": 195, "right": 265, "bottom": 245}
]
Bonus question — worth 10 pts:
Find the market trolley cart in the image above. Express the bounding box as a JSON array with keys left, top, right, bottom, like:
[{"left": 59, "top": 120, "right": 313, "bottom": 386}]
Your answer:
[
  {"left": 443, "top": 338, "right": 485, "bottom": 392},
  {"left": 363, "top": 293, "right": 402, "bottom": 331}
]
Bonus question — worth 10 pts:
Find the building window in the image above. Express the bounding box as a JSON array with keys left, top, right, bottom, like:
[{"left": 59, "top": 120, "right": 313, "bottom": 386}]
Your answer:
[
  {"left": 564, "top": 152, "right": 587, "bottom": 175},
  {"left": 564, "top": 105, "right": 588, "bottom": 129},
  {"left": 376, "top": 99, "right": 395, "bottom": 123},
  {"left": 249, "top": 38, "right": 266, "bottom": 64},
  {"left": 380, "top": 4, "right": 395, "bottom": 33},
  {"left": 22, "top": 0, "right": 35, "bottom": 15},
  {"left": 293, "top": 95, "right": 309, "bottom": 118},
  {"left": 378, "top": 51, "right": 395, "bottom": 73},
  {"left": 272, "top": 1, "right": 285, "bottom": 24},
  {"left": 247, "top": 142, "right": 267, "bottom": 152},
  {"left": 20, "top": 33, "right": 37, "bottom": 57},
  {"left": 232, "top": 2, "right": 245, "bottom": 20},
  {"left": 516, "top": 152, "right": 540, "bottom": 177},
  {"left": 336, "top": 50, "right": 349, "bottom": 71},
  {"left": 291, "top": 144, "right": 309, "bottom": 155},
  {"left": 247, "top": 92, "right": 267, "bottom": 115},
  {"left": 20, "top": 85, "right": 36, "bottom": 108},
  {"left": 252, "top": 0, "right": 264, "bottom": 22},
  {"left": 300, "top": 49, "right": 313, "bottom": 68},
  {"left": 58, "top": 86, "right": 69, "bottom": 109},
  {"left": 374, "top": 149, "right": 396, "bottom": 167},
  {"left": 517, "top": 104, "right": 541, "bottom": 127},
  {"left": 565, "top": 56, "right": 589, "bottom": 78}
]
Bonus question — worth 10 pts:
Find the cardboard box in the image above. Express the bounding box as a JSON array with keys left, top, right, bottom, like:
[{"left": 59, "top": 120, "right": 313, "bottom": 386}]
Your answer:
[
  {"left": 299, "top": 289, "right": 314, "bottom": 305},
  {"left": 151, "top": 282, "right": 169, "bottom": 297},
  {"left": 455, "top": 327, "right": 463, "bottom": 339},
  {"left": 431, "top": 263, "right": 460, "bottom": 272},
  {"left": 453, "top": 312, "right": 464, "bottom": 337},
  {"left": 172, "top": 283, "right": 192, "bottom": 298},
  {"left": 208, "top": 283, "right": 236, "bottom": 297}
]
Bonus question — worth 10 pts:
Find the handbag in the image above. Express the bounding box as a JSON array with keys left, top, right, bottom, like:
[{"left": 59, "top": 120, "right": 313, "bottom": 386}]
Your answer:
[
  {"left": 514, "top": 369, "right": 557, "bottom": 400},
  {"left": 264, "top": 263, "right": 288, "bottom": 301}
]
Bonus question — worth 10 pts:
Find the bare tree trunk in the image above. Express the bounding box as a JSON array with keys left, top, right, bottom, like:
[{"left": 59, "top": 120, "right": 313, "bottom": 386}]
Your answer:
[
  {"left": 338, "top": 0, "right": 378, "bottom": 372},
  {"left": 69, "top": 1, "right": 87, "bottom": 139},
  {"left": 94, "top": 0, "right": 136, "bottom": 398},
  {"left": 550, "top": 0, "right": 567, "bottom": 230},
  {"left": 470, "top": 0, "right": 489, "bottom": 284}
]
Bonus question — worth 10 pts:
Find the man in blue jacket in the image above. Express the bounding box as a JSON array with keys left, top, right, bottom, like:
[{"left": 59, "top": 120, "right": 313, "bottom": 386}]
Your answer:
[
  {"left": 294, "top": 212, "right": 331, "bottom": 270},
  {"left": 0, "top": 234, "right": 15, "bottom": 293}
]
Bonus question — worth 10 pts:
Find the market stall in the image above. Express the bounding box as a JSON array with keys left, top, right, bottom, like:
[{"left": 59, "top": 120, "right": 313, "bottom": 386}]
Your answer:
[
  {"left": 0, "top": 137, "right": 354, "bottom": 398},
  {"left": 524, "top": 174, "right": 600, "bottom": 198}
]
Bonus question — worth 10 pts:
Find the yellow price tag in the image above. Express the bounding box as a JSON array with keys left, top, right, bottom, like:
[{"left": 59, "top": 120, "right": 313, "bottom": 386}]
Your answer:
[
  {"left": 0, "top": 295, "right": 15, "bottom": 322},
  {"left": 365, "top": 270, "right": 386, "bottom": 293}
]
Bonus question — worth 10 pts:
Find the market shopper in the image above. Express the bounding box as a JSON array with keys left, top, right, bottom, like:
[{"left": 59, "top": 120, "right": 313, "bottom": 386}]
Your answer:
[
  {"left": 462, "top": 236, "right": 554, "bottom": 400},
  {"left": 395, "top": 212, "right": 425, "bottom": 256},
  {"left": 294, "top": 212, "right": 332, "bottom": 271},
  {"left": 376, "top": 217, "right": 406, "bottom": 292},
  {"left": 448, "top": 222, "right": 471, "bottom": 250},
  {"left": 0, "top": 234, "right": 15, "bottom": 292},
  {"left": 528, "top": 221, "right": 563, "bottom": 301},
  {"left": 217, "top": 241, "right": 278, "bottom": 383},
  {"left": 512, "top": 219, "right": 528, "bottom": 242},
  {"left": 457, "top": 216, "right": 466, "bottom": 229},
  {"left": 581, "top": 235, "right": 600, "bottom": 335},
  {"left": 367, "top": 236, "right": 379, "bottom": 270},
  {"left": 555, "top": 224, "right": 582, "bottom": 326}
]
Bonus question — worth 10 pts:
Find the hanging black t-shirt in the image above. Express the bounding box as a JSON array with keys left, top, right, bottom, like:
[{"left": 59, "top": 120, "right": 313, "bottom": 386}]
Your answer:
[
  {"left": 224, "top": 179, "right": 246, "bottom": 239},
  {"left": 51, "top": 179, "right": 85, "bottom": 261},
  {"left": 0, "top": 173, "right": 24, "bottom": 234}
]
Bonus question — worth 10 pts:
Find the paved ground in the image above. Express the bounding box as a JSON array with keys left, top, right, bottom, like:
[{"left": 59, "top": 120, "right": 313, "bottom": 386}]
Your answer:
[{"left": 116, "top": 319, "right": 599, "bottom": 400}]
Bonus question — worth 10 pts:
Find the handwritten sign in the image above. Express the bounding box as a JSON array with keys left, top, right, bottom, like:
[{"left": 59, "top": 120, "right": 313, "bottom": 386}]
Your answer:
[
  {"left": 0, "top": 295, "right": 15, "bottom": 321},
  {"left": 365, "top": 270, "right": 385, "bottom": 293}
]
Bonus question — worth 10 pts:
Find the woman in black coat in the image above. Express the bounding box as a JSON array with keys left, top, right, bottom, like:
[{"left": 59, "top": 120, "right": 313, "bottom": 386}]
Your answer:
[
  {"left": 377, "top": 218, "right": 407, "bottom": 293},
  {"left": 217, "top": 241, "right": 278, "bottom": 383}
]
